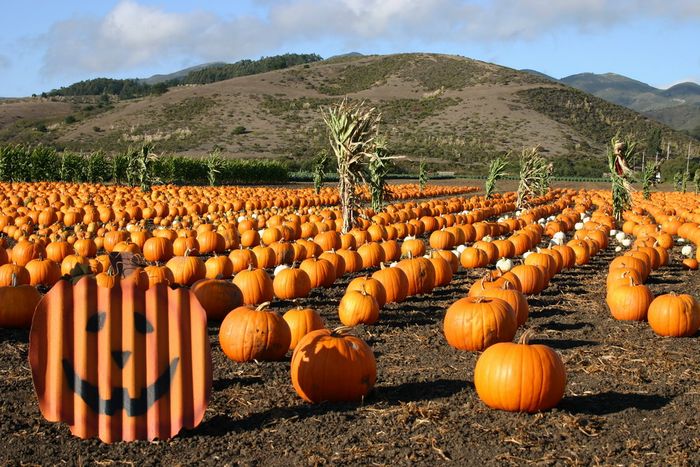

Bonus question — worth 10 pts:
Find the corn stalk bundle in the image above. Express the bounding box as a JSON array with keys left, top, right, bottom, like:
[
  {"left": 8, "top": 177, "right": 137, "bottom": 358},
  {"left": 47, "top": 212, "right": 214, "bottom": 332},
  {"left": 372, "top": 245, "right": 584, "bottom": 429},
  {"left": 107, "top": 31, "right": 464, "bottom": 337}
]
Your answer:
[
  {"left": 516, "top": 146, "right": 551, "bottom": 209},
  {"left": 322, "top": 99, "right": 382, "bottom": 234},
  {"left": 607, "top": 136, "right": 636, "bottom": 223}
]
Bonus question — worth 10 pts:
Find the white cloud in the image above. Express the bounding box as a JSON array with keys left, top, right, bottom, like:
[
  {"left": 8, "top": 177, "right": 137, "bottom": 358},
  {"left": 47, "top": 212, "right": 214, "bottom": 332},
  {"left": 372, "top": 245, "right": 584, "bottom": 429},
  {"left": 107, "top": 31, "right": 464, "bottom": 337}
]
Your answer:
[{"left": 39, "top": 0, "right": 700, "bottom": 77}]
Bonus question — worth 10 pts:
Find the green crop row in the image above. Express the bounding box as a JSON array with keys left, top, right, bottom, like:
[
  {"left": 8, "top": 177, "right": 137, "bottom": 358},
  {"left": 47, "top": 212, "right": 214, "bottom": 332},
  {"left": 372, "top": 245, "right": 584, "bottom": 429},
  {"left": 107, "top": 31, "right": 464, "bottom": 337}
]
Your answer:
[{"left": 0, "top": 144, "right": 288, "bottom": 185}]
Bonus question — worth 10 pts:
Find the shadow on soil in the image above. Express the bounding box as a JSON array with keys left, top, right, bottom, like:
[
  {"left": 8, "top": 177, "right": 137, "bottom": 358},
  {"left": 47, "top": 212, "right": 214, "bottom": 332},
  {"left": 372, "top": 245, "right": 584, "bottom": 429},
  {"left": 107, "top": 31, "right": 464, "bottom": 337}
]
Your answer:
[
  {"left": 560, "top": 391, "right": 675, "bottom": 415},
  {"left": 189, "top": 379, "right": 467, "bottom": 437}
]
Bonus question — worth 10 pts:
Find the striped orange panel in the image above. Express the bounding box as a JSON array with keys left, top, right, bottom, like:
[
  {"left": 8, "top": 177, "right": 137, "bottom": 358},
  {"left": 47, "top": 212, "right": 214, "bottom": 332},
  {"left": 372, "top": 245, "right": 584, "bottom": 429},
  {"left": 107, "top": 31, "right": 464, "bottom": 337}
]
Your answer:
[{"left": 29, "top": 276, "right": 212, "bottom": 442}]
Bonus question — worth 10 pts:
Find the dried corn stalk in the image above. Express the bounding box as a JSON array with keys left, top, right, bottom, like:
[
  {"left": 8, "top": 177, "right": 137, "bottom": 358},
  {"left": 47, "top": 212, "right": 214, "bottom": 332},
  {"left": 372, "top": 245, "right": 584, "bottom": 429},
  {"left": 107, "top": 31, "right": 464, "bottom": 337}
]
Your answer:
[
  {"left": 322, "top": 99, "right": 382, "bottom": 233},
  {"left": 516, "top": 146, "right": 551, "bottom": 209},
  {"left": 608, "top": 136, "right": 636, "bottom": 222}
]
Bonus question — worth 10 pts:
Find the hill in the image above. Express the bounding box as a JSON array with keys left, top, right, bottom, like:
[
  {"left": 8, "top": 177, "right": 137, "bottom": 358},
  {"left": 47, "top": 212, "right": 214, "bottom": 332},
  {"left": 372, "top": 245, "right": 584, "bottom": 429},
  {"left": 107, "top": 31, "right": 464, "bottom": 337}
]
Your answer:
[
  {"left": 0, "top": 53, "right": 696, "bottom": 178},
  {"left": 560, "top": 72, "right": 700, "bottom": 136}
]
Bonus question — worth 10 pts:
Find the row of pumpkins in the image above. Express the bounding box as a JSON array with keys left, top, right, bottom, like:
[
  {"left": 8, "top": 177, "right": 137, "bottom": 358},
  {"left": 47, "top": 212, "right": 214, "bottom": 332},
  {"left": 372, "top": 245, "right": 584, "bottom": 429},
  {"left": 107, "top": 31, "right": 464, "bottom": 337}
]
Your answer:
[
  {"left": 0, "top": 191, "right": 570, "bottom": 329},
  {"left": 0, "top": 182, "right": 478, "bottom": 239},
  {"left": 220, "top": 192, "right": 608, "bottom": 412}
]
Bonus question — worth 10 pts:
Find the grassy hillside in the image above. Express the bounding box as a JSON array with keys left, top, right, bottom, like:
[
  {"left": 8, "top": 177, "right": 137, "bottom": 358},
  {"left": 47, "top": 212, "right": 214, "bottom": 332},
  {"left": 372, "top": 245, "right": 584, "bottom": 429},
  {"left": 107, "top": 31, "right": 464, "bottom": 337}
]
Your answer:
[{"left": 0, "top": 53, "right": 696, "bottom": 178}]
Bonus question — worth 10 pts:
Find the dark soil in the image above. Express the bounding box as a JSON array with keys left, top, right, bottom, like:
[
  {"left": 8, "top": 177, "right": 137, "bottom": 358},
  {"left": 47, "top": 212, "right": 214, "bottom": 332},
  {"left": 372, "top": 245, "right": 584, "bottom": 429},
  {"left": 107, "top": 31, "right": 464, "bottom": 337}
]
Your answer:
[{"left": 1, "top": 245, "right": 699, "bottom": 466}]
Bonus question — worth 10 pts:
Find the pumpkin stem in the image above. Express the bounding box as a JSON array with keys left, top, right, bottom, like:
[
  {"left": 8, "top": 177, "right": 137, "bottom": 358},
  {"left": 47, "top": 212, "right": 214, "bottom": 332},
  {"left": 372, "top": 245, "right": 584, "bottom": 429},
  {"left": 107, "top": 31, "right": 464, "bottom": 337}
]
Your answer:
[
  {"left": 256, "top": 301, "right": 271, "bottom": 311},
  {"left": 518, "top": 329, "right": 536, "bottom": 344},
  {"left": 331, "top": 325, "right": 354, "bottom": 336},
  {"left": 10, "top": 272, "right": 17, "bottom": 288}
]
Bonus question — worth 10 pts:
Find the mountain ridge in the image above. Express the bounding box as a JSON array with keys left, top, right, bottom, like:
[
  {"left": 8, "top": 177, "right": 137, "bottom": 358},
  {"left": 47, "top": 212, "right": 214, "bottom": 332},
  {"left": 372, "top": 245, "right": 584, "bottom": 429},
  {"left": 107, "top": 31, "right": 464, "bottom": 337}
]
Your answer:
[{"left": 0, "top": 53, "right": 696, "bottom": 179}]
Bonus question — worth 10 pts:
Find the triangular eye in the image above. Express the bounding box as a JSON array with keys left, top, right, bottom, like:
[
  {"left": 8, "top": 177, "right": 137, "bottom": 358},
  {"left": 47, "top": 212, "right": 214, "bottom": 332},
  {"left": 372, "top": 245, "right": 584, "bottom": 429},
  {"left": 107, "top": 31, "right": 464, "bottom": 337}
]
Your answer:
[
  {"left": 86, "top": 312, "right": 106, "bottom": 333},
  {"left": 134, "top": 312, "right": 154, "bottom": 334}
]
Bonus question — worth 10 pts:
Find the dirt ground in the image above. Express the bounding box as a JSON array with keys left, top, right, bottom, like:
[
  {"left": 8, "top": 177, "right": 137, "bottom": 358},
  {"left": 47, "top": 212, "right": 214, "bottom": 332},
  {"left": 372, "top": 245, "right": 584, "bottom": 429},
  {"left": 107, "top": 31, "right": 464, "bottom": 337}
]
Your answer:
[{"left": 1, "top": 234, "right": 699, "bottom": 465}]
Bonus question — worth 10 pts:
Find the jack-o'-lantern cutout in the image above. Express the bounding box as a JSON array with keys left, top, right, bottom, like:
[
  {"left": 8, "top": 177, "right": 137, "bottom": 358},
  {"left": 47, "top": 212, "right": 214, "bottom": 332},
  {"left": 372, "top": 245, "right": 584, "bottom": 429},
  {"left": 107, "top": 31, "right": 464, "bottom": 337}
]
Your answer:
[{"left": 29, "top": 275, "right": 212, "bottom": 442}]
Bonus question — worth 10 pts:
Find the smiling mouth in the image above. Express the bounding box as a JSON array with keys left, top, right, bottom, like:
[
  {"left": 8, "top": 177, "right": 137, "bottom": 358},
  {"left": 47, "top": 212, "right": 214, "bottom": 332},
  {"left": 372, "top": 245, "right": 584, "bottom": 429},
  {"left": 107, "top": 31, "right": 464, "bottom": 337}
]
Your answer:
[{"left": 62, "top": 357, "right": 179, "bottom": 417}]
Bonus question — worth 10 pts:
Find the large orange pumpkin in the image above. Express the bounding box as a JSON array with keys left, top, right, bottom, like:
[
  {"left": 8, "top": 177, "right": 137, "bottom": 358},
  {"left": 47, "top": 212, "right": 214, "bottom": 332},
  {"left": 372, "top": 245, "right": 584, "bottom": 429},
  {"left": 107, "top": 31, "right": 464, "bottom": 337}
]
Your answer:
[
  {"left": 29, "top": 276, "right": 212, "bottom": 442},
  {"left": 647, "top": 293, "right": 700, "bottom": 337},
  {"left": 474, "top": 330, "right": 566, "bottom": 413}
]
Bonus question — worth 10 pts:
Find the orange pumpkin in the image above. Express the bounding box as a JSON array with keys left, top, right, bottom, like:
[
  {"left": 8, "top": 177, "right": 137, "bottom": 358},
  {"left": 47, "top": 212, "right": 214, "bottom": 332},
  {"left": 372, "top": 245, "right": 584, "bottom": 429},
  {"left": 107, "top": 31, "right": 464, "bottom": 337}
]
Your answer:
[
  {"left": 396, "top": 256, "right": 435, "bottom": 296},
  {"left": 191, "top": 278, "right": 243, "bottom": 321},
  {"left": 273, "top": 266, "right": 312, "bottom": 300},
  {"left": 606, "top": 278, "right": 653, "bottom": 321},
  {"left": 443, "top": 296, "right": 517, "bottom": 351},
  {"left": 0, "top": 276, "right": 42, "bottom": 328},
  {"left": 283, "top": 306, "right": 325, "bottom": 351},
  {"left": 290, "top": 328, "right": 376, "bottom": 403},
  {"left": 338, "top": 290, "right": 380, "bottom": 326},
  {"left": 647, "top": 293, "right": 700, "bottom": 337},
  {"left": 474, "top": 330, "right": 566, "bottom": 412},
  {"left": 219, "top": 302, "right": 291, "bottom": 362},
  {"left": 232, "top": 266, "right": 274, "bottom": 305},
  {"left": 29, "top": 276, "right": 212, "bottom": 442},
  {"left": 371, "top": 263, "right": 409, "bottom": 303}
]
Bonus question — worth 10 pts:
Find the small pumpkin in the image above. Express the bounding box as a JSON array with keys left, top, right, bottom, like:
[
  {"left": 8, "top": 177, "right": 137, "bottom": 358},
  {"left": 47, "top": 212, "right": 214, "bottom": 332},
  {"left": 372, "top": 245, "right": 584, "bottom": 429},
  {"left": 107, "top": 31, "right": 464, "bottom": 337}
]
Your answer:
[
  {"left": 191, "top": 278, "right": 244, "bottom": 321},
  {"left": 290, "top": 327, "right": 376, "bottom": 403},
  {"left": 396, "top": 255, "right": 435, "bottom": 296},
  {"left": 371, "top": 263, "right": 409, "bottom": 303},
  {"left": 338, "top": 290, "right": 380, "bottom": 326},
  {"left": 165, "top": 255, "right": 207, "bottom": 286},
  {"left": 443, "top": 296, "right": 517, "bottom": 351},
  {"left": 299, "top": 257, "right": 336, "bottom": 288},
  {"left": 346, "top": 276, "right": 387, "bottom": 308},
  {"left": 605, "top": 277, "right": 653, "bottom": 321},
  {"left": 232, "top": 266, "right": 274, "bottom": 305},
  {"left": 283, "top": 306, "right": 325, "bottom": 351},
  {"left": 273, "top": 265, "right": 312, "bottom": 300},
  {"left": 0, "top": 274, "right": 42, "bottom": 328},
  {"left": 219, "top": 302, "right": 291, "bottom": 362}
]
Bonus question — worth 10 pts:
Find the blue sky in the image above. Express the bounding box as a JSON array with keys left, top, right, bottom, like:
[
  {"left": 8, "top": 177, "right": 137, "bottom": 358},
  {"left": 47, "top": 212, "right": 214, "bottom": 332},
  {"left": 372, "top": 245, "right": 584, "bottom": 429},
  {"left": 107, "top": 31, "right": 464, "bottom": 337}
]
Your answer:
[{"left": 1, "top": 0, "right": 698, "bottom": 97}]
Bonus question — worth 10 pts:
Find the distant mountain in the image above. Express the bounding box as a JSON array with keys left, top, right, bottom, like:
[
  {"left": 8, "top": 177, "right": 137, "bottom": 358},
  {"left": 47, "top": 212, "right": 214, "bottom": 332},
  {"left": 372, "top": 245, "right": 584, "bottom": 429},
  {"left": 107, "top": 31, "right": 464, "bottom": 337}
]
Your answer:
[
  {"left": 559, "top": 72, "right": 700, "bottom": 135},
  {"left": 140, "top": 62, "right": 225, "bottom": 85}
]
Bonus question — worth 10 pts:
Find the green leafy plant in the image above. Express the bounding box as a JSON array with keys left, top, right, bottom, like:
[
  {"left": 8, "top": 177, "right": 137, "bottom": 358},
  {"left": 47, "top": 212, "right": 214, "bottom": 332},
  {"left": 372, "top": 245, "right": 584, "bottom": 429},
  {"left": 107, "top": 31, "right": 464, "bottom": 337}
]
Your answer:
[
  {"left": 694, "top": 169, "right": 700, "bottom": 194},
  {"left": 126, "top": 144, "right": 158, "bottom": 192},
  {"left": 112, "top": 151, "right": 128, "bottom": 184},
  {"left": 673, "top": 171, "right": 683, "bottom": 191},
  {"left": 418, "top": 159, "right": 428, "bottom": 193},
  {"left": 312, "top": 150, "right": 328, "bottom": 195},
  {"left": 322, "top": 98, "right": 383, "bottom": 233},
  {"left": 368, "top": 137, "right": 392, "bottom": 212},
  {"left": 205, "top": 149, "right": 224, "bottom": 186},
  {"left": 641, "top": 159, "right": 661, "bottom": 200},
  {"left": 485, "top": 155, "right": 509, "bottom": 199}
]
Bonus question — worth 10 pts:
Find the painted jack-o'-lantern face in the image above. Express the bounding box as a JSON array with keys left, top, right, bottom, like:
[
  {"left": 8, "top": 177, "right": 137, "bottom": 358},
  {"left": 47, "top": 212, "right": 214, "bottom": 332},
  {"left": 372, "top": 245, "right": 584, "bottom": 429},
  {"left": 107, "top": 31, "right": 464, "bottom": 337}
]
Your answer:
[{"left": 29, "top": 276, "right": 212, "bottom": 443}]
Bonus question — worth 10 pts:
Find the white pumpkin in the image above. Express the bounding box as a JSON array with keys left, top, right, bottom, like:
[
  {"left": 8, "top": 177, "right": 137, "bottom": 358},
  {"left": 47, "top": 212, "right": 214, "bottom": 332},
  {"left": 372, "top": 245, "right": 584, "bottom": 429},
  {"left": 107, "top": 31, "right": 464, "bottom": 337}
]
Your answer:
[{"left": 496, "top": 257, "right": 513, "bottom": 272}]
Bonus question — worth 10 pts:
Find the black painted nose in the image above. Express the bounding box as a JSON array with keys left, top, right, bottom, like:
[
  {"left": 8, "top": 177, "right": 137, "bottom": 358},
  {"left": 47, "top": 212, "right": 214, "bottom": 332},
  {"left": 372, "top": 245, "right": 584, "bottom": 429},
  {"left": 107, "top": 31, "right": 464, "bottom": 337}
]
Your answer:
[{"left": 112, "top": 351, "right": 132, "bottom": 369}]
